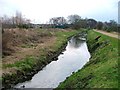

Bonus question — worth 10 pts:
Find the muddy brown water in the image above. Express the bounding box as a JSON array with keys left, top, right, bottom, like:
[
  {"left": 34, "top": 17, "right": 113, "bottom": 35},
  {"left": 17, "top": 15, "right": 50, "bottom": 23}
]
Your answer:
[{"left": 14, "top": 35, "right": 90, "bottom": 88}]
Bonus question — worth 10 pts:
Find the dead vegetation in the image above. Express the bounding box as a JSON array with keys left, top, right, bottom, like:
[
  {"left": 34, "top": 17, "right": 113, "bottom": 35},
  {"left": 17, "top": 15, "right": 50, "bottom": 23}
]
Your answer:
[
  {"left": 2, "top": 28, "right": 52, "bottom": 56},
  {"left": 2, "top": 28, "right": 56, "bottom": 65}
]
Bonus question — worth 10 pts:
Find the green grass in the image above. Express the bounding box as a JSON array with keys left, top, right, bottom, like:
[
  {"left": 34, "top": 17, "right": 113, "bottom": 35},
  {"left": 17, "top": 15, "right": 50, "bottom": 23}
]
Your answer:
[
  {"left": 3, "top": 56, "right": 37, "bottom": 71},
  {"left": 21, "top": 43, "right": 37, "bottom": 48},
  {"left": 53, "top": 30, "right": 81, "bottom": 51},
  {"left": 57, "top": 30, "right": 119, "bottom": 88}
]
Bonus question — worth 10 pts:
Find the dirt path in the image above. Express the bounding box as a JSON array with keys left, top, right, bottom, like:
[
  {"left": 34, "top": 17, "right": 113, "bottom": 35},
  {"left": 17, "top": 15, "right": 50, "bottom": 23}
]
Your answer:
[{"left": 94, "top": 30, "right": 120, "bottom": 39}]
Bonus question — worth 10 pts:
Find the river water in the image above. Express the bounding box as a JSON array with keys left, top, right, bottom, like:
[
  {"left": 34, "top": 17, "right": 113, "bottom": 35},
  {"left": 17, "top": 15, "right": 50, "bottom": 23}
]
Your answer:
[{"left": 15, "top": 35, "right": 90, "bottom": 88}]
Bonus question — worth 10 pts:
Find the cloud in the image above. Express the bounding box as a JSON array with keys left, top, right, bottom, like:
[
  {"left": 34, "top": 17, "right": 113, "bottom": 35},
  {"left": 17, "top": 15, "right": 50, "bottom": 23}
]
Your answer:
[{"left": 0, "top": 0, "right": 118, "bottom": 23}]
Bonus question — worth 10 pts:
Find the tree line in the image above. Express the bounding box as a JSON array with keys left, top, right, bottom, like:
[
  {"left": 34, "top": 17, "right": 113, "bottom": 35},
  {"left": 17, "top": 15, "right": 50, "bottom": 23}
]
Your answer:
[
  {"left": 49, "top": 14, "right": 118, "bottom": 32},
  {"left": 0, "top": 13, "right": 118, "bottom": 32},
  {"left": 0, "top": 11, "right": 31, "bottom": 30}
]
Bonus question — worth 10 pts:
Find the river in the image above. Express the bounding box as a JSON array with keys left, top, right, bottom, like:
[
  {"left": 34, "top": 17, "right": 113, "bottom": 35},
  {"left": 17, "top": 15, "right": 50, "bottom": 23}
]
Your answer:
[{"left": 15, "top": 35, "right": 90, "bottom": 88}]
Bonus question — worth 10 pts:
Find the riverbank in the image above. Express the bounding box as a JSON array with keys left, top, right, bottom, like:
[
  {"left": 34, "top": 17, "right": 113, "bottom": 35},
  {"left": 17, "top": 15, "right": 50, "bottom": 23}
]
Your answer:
[
  {"left": 2, "top": 28, "right": 82, "bottom": 89},
  {"left": 57, "top": 30, "right": 119, "bottom": 88}
]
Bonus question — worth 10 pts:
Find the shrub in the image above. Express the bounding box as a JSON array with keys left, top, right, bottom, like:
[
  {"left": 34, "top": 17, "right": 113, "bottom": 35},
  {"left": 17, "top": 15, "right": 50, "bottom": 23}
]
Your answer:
[{"left": 2, "top": 31, "right": 14, "bottom": 56}]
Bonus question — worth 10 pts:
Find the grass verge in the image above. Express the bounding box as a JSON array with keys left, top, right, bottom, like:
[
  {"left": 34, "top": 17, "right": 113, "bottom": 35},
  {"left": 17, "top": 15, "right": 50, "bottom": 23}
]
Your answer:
[{"left": 57, "top": 30, "right": 119, "bottom": 89}]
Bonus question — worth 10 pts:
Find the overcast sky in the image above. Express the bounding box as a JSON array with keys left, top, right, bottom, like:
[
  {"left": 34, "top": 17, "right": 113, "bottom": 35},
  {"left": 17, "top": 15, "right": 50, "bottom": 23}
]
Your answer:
[{"left": 0, "top": 0, "right": 118, "bottom": 24}]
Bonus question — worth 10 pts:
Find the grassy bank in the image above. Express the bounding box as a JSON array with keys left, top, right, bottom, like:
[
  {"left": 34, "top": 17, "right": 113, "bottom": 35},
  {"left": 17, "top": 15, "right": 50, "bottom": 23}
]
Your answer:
[
  {"left": 57, "top": 30, "right": 119, "bottom": 89},
  {"left": 2, "top": 29, "right": 82, "bottom": 89}
]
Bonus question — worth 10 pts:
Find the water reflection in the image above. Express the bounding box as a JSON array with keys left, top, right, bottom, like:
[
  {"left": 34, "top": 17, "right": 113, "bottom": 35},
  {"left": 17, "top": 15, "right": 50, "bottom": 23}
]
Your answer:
[
  {"left": 69, "top": 36, "right": 85, "bottom": 48},
  {"left": 15, "top": 36, "right": 90, "bottom": 88}
]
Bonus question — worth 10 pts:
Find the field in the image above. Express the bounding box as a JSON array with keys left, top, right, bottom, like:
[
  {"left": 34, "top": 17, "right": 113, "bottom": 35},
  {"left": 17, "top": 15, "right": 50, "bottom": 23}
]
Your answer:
[
  {"left": 57, "top": 30, "right": 119, "bottom": 88},
  {"left": 2, "top": 28, "right": 81, "bottom": 88}
]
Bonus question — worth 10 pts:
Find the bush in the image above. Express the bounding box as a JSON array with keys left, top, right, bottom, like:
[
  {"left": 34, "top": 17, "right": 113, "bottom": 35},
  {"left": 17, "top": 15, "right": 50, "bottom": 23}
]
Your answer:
[
  {"left": 17, "top": 24, "right": 29, "bottom": 29},
  {"left": 96, "top": 22, "right": 103, "bottom": 30},
  {"left": 2, "top": 31, "right": 14, "bottom": 56}
]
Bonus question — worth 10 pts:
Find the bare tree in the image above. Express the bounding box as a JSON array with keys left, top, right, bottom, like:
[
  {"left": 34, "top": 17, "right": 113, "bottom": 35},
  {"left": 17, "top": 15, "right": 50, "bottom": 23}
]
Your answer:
[
  {"left": 67, "top": 14, "right": 81, "bottom": 24},
  {"left": 96, "top": 22, "right": 103, "bottom": 30},
  {"left": 87, "top": 19, "right": 97, "bottom": 29},
  {"left": 49, "top": 17, "right": 67, "bottom": 28},
  {"left": 49, "top": 17, "right": 67, "bottom": 25},
  {"left": 15, "top": 11, "right": 24, "bottom": 25},
  {"left": 67, "top": 14, "right": 81, "bottom": 29},
  {"left": 1, "top": 11, "right": 31, "bottom": 29}
]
